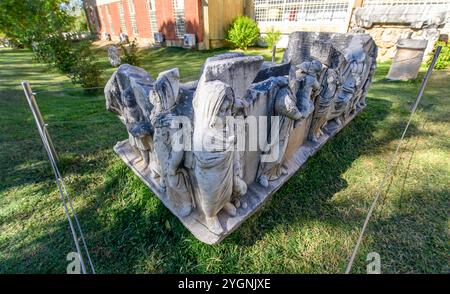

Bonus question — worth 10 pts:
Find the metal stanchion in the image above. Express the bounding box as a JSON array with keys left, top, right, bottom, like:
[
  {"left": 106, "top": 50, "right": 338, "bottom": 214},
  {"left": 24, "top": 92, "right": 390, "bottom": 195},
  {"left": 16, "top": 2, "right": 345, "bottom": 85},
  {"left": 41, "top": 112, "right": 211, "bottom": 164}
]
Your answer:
[
  {"left": 21, "top": 81, "right": 59, "bottom": 161},
  {"left": 21, "top": 81, "right": 95, "bottom": 274}
]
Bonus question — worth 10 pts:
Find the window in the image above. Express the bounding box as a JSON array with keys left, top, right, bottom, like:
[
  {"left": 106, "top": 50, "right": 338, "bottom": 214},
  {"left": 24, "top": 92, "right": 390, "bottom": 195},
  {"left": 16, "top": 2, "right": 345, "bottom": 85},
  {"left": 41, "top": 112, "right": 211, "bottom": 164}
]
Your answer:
[
  {"left": 172, "top": 0, "right": 186, "bottom": 39},
  {"left": 253, "top": 0, "right": 350, "bottom": 24},
  {"left": 146, "top": 0, "right": 158, "bottom": 34},
  {"left": 119, "top": 1, "right": 127, "bottom": 34},
  {"left": 106, "top": 5, "right": 114, "bottom": 34},
  {"left": 128, "top": 0, "right": 138, "bottom": 35}
]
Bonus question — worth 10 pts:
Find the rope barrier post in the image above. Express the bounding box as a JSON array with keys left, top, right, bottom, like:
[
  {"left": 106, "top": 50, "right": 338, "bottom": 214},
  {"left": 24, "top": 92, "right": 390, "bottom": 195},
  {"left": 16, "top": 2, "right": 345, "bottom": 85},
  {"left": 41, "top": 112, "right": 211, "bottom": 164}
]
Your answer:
[
  {"left": 344, "top": 46, "right": 442, "bottom": 274},
  {"left": 20, "top": 81, "right": 96, "bottom": 274},
  {"left": 21, "top": 81, "right": 59, "bottom": 162}
]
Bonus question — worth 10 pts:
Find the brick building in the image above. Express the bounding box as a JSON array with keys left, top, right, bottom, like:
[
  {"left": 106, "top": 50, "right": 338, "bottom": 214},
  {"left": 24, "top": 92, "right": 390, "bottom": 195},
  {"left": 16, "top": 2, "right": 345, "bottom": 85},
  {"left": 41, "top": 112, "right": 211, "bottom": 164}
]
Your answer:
[
  {"left": 83, "top": 0, "right": 246, "bottom": 49},
  {"left": 84, "top": 0, "right": 449, "bottom": 57}
]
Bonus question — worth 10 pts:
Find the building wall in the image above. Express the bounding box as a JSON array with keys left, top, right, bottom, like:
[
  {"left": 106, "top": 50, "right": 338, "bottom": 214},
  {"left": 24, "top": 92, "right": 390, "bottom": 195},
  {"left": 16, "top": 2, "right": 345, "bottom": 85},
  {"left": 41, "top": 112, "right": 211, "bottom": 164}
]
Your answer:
[
  {"left": 122, "top": 1, "right": 134, "bottom": 39},
  {"left": 85, "top": 0, "right": 205, "bottom": 47},
  {"left": 185, "top": 0, "right": 203, "bottom": 43},
  {"left": 208, "top": 0, "right": 245, "bottom": 40},
  {"left": 155, "top": 0, "right": 176, "bottom": 40},
  {"left": 134, "top": 0, "right": 152, "bottom": 40},
  {"left": 109, "top": 2, "right": 121, "bottom": 36}
]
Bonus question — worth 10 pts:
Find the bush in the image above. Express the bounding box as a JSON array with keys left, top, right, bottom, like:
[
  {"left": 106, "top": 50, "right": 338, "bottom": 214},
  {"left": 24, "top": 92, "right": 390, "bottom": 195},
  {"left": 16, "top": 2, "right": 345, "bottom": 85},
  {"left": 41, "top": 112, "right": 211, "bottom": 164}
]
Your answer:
[
  {"left": 263, "top": 27, "right": 281, "bottom": 50},
  {"left": 226, "top": 16, "right": 260, "bottom": 50},
  {"left": 120, "top": 39, "right": 140, "bottom": 66},
  {"left": 427, "top": 41, "right": 450, "bottom": 70},
  {"left": 33, "top": 35, "right": 76, "bottom": 73},
  {"left": 33, "top": 37, "right": 102, "bottom": 88},
  {"left": 67, "top": 41, "right": 102, "bottom": 88}
]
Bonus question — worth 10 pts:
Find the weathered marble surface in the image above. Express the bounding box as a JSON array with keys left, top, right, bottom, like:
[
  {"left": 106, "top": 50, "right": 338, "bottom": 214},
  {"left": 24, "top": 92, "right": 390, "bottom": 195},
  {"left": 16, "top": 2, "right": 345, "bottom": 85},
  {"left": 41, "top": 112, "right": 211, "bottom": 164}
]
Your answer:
[
  {"left": 108, "top": 45, "right": 121, "bottom": 67},
  {"left": 387, "top": 38, "right": 428, "bottom": 81},
  {"left": 105, "top": 31, "right": 378, "bottom": 244}
]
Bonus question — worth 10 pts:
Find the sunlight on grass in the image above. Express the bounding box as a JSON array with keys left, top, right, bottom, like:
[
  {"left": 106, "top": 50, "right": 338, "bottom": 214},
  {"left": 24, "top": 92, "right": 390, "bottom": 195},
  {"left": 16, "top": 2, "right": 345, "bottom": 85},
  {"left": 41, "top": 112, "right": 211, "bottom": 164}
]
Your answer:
[{"left": 0, "top": 46, "right": 448, "bottom": 273}]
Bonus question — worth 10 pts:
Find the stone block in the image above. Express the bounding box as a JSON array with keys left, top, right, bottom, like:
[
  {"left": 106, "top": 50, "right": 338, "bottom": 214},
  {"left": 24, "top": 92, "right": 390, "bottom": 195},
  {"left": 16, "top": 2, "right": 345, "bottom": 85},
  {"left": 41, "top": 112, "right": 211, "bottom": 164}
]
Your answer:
[{"left": 105, "top": 31, "right": 378, "bottom": 244}]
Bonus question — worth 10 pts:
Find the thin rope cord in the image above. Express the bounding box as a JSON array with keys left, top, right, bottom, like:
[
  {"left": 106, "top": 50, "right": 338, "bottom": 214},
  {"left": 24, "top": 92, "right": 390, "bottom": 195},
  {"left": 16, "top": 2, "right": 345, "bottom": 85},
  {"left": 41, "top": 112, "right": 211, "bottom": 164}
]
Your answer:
[
  {"left": 22, "top": 81, "right": 96, "bottom": 274},
  {"left": 376, "top": 118, "right": 427, "bottom": 218},
  {"left": 344, "top": 46, "right": 442, "bottom": 274},
  {"left": 33, "top": 86, "right": 105, "bottom": 94},
  {"left": 398, "top": 119, "right": 427, "bottom": 210},
  {"left": 59, "top": 177, "right": 96, "bottom": 274},
  {"left": 43, "top": 126, "right": 96, "bottom": 274},
  {"left": 375, "top": 135, "right": 412, "bottom": 219},
  {"left": 34, "top": 114, "right": 87, "bottom": 274}
]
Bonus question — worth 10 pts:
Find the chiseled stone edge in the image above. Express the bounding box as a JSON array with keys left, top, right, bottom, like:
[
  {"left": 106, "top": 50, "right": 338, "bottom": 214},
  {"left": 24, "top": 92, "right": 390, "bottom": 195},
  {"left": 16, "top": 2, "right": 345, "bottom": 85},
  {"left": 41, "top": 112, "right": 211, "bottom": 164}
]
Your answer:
[{"left": 113, "top": 107, "right": 364, "bottom": 244}]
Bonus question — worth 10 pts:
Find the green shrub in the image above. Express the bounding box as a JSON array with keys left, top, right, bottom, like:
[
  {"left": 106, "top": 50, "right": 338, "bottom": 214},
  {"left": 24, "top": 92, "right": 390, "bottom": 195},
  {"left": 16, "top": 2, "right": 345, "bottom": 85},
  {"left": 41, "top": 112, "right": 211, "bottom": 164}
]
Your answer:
[
  {"left": 32, "top": 35, "right": 102, "bottom": 88},
  {"left": 67, "top": 41, "right": 102, "bottom": 88},
  {"left": 427, "top": 41, "right": 450, "bottom": 70},
  {"left": 263, "top": 27, "right": 281, "bottom": 50},
  {"left": 33, "top": 35, "right": 76, "bottom": 73},
  {"left": 120, "top": 39, "right": 140, "bottom": 66},
  {"left": 226, "top": 16, "right": 260, "bottom": 50}
]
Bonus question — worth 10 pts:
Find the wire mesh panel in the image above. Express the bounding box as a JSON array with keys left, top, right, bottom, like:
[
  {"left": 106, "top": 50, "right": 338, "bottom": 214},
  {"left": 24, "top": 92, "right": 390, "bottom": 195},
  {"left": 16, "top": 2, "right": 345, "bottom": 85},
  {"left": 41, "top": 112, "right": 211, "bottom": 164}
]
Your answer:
[
  {"left": 119, "top": 1, "right": 128, "bottom": 34},
  {"left": 253, "top": 0, "right": 351, "bottom": 24},
  {"left": 173, "top": 0, "right": 186, "bottom": 39},
  {"left": 146, "top": 0, "right": 158, "bottom": 34}
]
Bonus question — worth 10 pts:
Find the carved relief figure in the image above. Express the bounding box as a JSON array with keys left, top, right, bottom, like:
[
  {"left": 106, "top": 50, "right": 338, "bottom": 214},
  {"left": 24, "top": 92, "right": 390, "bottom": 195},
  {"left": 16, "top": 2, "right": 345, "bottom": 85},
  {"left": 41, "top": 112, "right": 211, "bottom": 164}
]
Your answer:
[
  {"left": 289, "top": 60, "right": 322, "bottom": 123},
  {"left": 308, "top": 68, "right": 339, "bottom": 142},
  {"left": 193, "top": 81, "right": 241, "bottom": 234},
  {"left": 357, "top": 45, "right": 377, "bottom": 108},
  {"left": 258, "top": 79, "right": 303, "bottom": 187},
  {"left": 150, "top": 68, "right": 195, "bottom": 217},
  {"left": 328, "top": 78, "right": 356, "bottom": 128},
  {"left": 343, "top": 44, "right": 367, "bottom": 119},
  {"left": 105, "top": 65, "right": 155, "bottom": 170}
]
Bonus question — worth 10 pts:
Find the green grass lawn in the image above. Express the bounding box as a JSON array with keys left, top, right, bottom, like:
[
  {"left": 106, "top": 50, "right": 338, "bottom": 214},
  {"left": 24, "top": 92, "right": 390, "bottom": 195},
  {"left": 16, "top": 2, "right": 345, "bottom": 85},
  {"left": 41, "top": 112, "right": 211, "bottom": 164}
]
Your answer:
[{"left": 0, "top": 45, "right": 448, "bottom": 273}]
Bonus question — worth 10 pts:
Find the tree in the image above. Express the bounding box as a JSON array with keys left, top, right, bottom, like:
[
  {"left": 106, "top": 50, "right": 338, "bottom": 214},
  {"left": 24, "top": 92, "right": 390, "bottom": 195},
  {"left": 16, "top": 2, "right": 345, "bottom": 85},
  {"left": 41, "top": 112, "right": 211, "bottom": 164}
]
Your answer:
[{"left": 0, "top": 0, "right": 74, "bottom": 46}]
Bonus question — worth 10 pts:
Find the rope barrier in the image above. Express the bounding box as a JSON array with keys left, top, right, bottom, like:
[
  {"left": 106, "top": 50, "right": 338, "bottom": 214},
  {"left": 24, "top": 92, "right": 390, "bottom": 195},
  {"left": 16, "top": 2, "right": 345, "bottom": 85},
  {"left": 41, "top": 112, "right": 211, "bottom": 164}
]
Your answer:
[
  {"left": 21, "top": 81, "right": 96, "bottom": 274},
  {"left": 32, "top": 86, "right": 105, "bottom": 95},
  {"left": 344, "top": 46, "right": 442, "bottom": 274}
]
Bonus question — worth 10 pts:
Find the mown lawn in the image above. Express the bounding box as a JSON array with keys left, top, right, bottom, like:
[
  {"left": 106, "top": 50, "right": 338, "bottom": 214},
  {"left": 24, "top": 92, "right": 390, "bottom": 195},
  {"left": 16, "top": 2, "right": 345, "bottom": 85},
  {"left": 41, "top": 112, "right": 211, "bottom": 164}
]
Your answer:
[{"left": 0, "top": 45, "right": 448, "bottom": 273}]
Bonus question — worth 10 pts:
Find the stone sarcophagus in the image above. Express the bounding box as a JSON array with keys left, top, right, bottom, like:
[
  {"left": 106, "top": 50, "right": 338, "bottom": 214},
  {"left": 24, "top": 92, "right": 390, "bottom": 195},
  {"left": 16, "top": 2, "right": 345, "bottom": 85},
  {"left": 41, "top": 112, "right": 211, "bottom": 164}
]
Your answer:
[{"left": 105, "top": 32, "right": 377, "bottom": 244}]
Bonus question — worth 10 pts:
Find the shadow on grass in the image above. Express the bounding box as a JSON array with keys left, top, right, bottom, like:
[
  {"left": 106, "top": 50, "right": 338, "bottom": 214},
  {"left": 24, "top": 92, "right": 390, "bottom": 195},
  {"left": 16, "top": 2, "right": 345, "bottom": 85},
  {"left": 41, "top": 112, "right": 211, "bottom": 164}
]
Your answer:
[{"left": 2, "top": 47, "right": 448, "bottom": 273}]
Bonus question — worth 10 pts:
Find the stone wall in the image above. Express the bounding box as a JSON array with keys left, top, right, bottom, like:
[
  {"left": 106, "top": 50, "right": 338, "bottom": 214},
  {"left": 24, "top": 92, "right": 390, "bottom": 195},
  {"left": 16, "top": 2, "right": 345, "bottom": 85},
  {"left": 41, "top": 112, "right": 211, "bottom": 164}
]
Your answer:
[
  {"left": 350, "top": 24, "right": 447, "bottom": 62},
  {"left": 350, "top": 5, "right": 450, "bottom": 61}
]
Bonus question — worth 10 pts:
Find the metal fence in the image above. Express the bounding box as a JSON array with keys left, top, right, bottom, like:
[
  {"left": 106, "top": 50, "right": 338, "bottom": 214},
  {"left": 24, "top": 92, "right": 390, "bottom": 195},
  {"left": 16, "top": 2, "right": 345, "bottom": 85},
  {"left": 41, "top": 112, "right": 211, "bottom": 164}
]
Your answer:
[{"left": 253, "top": 0, "right": 351, "bottom": 24}]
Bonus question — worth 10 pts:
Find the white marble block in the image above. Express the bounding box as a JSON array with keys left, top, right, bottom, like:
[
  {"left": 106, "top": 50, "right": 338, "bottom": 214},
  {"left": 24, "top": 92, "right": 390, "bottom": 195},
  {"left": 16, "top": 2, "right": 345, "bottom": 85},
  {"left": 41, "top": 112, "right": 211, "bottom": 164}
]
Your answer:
[{"left": 105, "top": 31, "right": 378, "bottom": 244}]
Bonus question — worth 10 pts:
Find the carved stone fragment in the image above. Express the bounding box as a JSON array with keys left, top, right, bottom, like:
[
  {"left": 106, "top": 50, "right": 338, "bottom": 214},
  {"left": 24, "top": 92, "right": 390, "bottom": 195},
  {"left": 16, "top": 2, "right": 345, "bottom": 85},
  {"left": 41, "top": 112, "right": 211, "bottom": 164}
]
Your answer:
[
  {"left": 107, "top": 31, "right": 378, "bottom": 244},
  {"left": 108, "top": 45, "right": 121, "bottom": 67}
]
